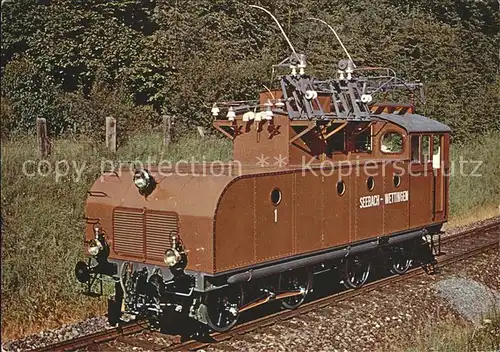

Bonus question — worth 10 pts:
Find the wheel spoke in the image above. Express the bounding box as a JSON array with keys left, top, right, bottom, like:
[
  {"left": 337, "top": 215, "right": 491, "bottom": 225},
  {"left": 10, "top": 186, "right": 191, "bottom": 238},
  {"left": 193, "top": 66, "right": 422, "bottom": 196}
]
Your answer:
[
  {"left": 390, "top": 248, "right": 411, "bottom": 275},
  {"left": 280, "top": 268, "right": 312, "bottom": 310},
  {"left": 344, "top": 256, "right": 371, "bottom": 289}
]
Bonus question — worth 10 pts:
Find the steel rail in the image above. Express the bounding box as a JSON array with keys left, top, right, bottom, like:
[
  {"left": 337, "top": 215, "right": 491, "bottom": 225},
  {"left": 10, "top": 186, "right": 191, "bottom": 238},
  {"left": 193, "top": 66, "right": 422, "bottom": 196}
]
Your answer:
[
  {"left": 440, "top": 221, "right": 500, "bottom": 245},
  {"left": 29, "top": 320, "right": 148, "bottom": 352},
  {"left": 29, "top": 220, "right": 499, "bottom": 352}
]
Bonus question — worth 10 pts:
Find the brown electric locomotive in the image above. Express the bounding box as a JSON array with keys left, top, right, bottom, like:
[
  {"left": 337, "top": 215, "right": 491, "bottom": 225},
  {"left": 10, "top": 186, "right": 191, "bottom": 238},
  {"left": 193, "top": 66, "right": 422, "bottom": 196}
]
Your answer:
[{"left": 75, "top": 8, "right": 450, "bottom": 332}]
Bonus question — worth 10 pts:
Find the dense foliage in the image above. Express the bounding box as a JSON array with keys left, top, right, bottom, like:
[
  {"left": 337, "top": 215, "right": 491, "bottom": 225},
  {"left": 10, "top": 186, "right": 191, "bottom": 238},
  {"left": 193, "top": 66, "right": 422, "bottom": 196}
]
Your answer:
[{"left": 1, "top": 0, "right": 499, "bottom": 141}]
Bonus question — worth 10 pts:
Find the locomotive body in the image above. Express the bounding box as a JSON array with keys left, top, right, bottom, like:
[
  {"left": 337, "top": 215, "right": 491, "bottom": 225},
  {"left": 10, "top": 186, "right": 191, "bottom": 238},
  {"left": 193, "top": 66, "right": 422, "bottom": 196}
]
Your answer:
[
  {"left": 75, "top": 11, "right": 451, "bottom": 331},
  {"left": 84, "top": 113, "right": 450, "bottom": 274}
]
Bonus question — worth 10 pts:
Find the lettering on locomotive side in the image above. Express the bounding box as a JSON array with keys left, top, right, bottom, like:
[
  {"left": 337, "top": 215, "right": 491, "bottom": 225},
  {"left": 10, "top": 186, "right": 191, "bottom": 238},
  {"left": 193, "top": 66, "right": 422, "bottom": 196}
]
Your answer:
[
  {"left": 359, "top": 190, "right": 409, "bottom": 209},
  {"left": 385, "top": 190, "right": 409, "bottom": 205},
  {"left": 359, "top": 195, "right": 380, "bottom": 209}
]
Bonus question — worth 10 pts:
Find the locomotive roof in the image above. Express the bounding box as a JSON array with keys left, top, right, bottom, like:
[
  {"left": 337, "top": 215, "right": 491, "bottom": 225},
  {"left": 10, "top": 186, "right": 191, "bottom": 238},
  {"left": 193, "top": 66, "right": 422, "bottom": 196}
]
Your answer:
[{"left": 377, "top": 112, "right": 451, "bottom": 133}]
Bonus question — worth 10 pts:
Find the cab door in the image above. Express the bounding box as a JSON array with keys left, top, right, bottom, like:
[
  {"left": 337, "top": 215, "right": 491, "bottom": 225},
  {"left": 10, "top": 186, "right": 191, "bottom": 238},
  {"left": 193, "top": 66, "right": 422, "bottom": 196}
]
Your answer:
[
  {"left": 409, "top": 134, "right": 434, "bottom": 227},
  {"left": 432, "top": 135, "right": 446, "bottom": 222}
]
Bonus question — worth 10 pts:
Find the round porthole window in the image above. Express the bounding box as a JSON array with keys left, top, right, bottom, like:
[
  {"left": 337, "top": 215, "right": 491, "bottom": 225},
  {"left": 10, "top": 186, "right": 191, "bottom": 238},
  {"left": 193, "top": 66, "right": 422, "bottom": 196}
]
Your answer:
[
  {"left": 337, "top": 180, "right": 346, "bottom": 196},
  {"left": 271, "top": 188, "right": 282, "bottom": 206},
  {"left": 367, "top": 177, "right": 375, "bottom": 191},
  {"left": 393, "top": 175, "right": 401, "bottom": 188}
]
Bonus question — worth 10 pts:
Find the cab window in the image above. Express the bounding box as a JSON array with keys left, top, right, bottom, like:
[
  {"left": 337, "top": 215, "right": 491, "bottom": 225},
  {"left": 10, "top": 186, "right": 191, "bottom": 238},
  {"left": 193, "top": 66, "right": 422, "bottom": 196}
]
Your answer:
[
  {"left": 422, "top": 135, "right": 431, "bottom": 163},
  {"left": 433, "top": 135, "right": 441, "bottom": 155},
  {"left": 380, "top": 132, "right": 403, "bottom": 153},
  {"left": 411, "top": 136, "right": 420, "bottom": 162},
  {"left": 433, "top": 135, "right": 442, "bottom": 169},
  {"left": 326, "top": 123, "right": 346, "bottom": 153},
  {"left": 353, "top": 127, "right": 371, "bottom": 152}
]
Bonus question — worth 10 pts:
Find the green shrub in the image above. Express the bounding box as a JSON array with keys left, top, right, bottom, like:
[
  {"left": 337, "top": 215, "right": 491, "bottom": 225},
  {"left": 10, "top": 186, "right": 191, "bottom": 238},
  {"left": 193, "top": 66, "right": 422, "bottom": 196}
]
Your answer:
[
  {"left": 1, "top": 58, "right": 158, "bottom": 139},
  {"left": 1, "top": 0, "right": 499, "bottom": 141},
  {"left": 0, "top": 95, "right": 18, "bottom": 138},
  {"left": 1, "top": 58, "right": 72, "bottom": 135}
]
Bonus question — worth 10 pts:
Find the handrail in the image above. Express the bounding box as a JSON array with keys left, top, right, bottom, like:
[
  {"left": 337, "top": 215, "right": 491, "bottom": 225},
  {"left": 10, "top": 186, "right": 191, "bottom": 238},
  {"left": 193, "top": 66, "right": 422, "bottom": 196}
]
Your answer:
[{"left": 87, "top": 191, "right": 108, "bottom": 197}]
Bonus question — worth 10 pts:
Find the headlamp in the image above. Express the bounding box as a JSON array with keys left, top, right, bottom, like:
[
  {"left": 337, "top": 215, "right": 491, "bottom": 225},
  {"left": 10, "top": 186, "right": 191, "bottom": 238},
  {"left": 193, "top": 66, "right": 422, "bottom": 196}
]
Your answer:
[
  {"left": 133, "top": 169, "right": 151, "bottom": 190},
  {"left": 134, "top": 177, "right": 148, "bottom": 189},
  {"left": 88, "top": 239, "right": 102, "bottom": 256},
  {"left": 164, "top": 248, "right": 181, "bottom": 267},
  {"left": 133, "top": 169, "right": 156, "bottom": 196}
]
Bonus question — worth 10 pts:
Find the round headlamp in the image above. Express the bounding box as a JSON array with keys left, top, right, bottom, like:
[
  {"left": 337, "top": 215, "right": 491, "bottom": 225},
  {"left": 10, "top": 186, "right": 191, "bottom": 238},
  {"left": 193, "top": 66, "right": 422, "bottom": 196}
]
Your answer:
[
  {"left": 164, "top": 248, "right": 181, "bottom": 267},
  {"left": 133, "top": 169, "right": 151, "bottom": 191},
  {"left": 134, "top": 177, "right": 148, "bottom": 189},
  {"left": 88, "top": 239, "right": 101, "bottom": 256}
]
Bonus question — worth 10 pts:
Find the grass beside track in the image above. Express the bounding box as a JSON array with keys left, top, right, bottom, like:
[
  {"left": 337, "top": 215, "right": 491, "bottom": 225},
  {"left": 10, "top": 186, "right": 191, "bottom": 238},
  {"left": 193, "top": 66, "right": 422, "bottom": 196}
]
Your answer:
[
  {"left": 393, "top": 309, "right": 500, "bottom": 352},
  {"left": 1, "top": 132, "right": 499, "bottom": 340},
  {"left": 448, "top": 133, "right": 500, "bottom": 222}
]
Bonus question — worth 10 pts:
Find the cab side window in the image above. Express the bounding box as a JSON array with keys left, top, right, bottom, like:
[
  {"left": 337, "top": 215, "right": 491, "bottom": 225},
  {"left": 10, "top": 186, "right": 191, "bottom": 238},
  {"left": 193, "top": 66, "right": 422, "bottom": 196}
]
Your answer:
[
  {"left": 353, "top": 127, "right": 372, "bottom": 152},
  {"left": 380, "top": 132, "right": 403, "bottom": 153},
  {"left": 422, "top": 135, "right": 431, "bottom": 163},
  {"left": 433, "top": 135, "right": 441, "bottom": 155},
  {"left": 326, "top": 123, "right": 346, "bottom": 153},
  {"left": 432, "top": 135, "right": 442, "bottom": 169},
  {"left": 411, "top": 136, "right": 420, "bottom": 162}
]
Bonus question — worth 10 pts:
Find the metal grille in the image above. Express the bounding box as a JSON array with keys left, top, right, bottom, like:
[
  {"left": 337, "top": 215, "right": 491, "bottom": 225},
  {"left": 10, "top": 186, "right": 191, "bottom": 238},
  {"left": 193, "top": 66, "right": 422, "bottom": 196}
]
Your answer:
[
  {"left": 113, "top": 208, "right": 144, "bottom": 258},
  {"left": 145, "top": 212, "right": 178, "bottom": 261},
  {"left": 113, "top": 208, "right": 178, "bottom": 261}
]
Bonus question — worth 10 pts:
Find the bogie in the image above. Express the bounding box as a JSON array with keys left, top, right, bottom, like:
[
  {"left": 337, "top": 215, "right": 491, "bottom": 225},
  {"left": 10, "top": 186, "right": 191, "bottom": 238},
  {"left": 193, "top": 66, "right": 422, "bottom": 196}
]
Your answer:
[{"left": 95, "top": 234, "right": 440, "bottom": 332}]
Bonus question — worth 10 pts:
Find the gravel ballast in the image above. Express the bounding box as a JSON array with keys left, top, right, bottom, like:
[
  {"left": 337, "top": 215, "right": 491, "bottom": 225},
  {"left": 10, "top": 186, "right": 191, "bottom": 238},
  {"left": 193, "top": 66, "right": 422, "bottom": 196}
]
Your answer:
[
  {"left": 2, "top": 316, "right": 109, "bottom": 352},
  {"left": 433, "top": 277, "right": 500, "bottom": 324}
]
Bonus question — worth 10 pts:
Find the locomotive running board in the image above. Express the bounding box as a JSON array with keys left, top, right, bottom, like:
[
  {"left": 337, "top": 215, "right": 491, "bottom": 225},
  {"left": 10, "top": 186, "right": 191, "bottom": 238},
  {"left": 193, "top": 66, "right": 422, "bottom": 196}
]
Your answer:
[{"left": 227, "top": 229, "right": 426, "bottom": 284}]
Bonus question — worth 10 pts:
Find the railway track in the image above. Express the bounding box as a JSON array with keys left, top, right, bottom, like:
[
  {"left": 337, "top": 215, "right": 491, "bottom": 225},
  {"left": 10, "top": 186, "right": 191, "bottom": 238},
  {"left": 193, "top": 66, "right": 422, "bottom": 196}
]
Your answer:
[
  {"left": 31, "top": 220, "right": 499, "bottom": 352},
  {"left": 30, "top": 320, "right": 148, "bottom": 352}
]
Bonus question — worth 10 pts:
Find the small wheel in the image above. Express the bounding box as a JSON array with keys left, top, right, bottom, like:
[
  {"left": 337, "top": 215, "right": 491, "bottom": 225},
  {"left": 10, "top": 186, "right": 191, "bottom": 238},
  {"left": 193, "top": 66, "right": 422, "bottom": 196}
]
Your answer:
[
  {"left": 390, "top": 249, "right": 412, "bottom": 275},
  {"left": 279, "top": 268, "right": 312, "bottom": 309},
  {"left": 344, "top": 255, "right": 371, "bottom": 289},
  {"left": 204, "top": 285, "right": 243, "bottom": 332}
]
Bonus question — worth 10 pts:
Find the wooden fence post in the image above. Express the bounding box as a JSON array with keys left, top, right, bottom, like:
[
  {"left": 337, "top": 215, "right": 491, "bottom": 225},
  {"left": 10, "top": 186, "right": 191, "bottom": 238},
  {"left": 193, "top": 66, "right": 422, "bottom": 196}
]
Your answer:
[
  {"left": 197, "top": 126, "right": 205, "bottom": 138},
  {"left": 163, "top": 115, "right": 172, "bottom": 147},
  {"left": 36, "top": 118, "right": 48, "bottom": 158},
  {"left": 106, "top": 116, "right": 117, "bottom": 153}
]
